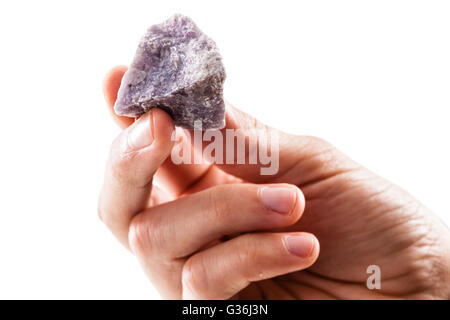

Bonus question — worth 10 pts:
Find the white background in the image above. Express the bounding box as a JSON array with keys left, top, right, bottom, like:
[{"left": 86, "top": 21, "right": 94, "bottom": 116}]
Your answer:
[{"left": 0, "top": 0, "right": 449, "bottom": 299}]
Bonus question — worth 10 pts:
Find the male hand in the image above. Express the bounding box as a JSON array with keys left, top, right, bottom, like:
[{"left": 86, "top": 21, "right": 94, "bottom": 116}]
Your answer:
[{"left": 99, "top": 66, "right": 450, "bottom": 299}]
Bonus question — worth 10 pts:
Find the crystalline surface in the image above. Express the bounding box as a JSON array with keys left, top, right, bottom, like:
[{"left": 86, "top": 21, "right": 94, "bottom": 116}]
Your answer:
[{"left": 114, "top": 14, "right": 226, "bottom": 129}]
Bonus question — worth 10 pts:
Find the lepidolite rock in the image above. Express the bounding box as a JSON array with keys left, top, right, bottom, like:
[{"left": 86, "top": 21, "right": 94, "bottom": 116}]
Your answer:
[{"left": 114, "top": 14, "right": 226, "bottom": 129}]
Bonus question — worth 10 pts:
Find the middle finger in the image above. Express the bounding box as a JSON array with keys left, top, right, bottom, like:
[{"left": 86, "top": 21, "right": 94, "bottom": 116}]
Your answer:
[{"left": 129, "top": 183, "right": 305, "bottom": 260}]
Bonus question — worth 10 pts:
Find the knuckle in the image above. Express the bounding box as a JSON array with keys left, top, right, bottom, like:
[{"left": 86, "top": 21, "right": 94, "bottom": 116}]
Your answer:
[
  {"left": 182, "top": 256, "right": 208, "bottom": 298},
  {"left": 303, "top": 135, "right": 350, "bottom": 169},
  {"left": 237, "top": 235, "right": 258, "bottom": 266},
  {"left": 128, "top": 214, "right": 148, "bottom": 254},
  {"left": 129, "top": 213, "right": 165, "bottom": 257},
  {"left": 109, "top": 155, "right": 135, "bottom": 186},
  {"left": 207, "top": 186, "right": 233, "bottom": 222},
  {"left": 108, "top": 135, "right": 140, "bottom": 185},
  {"left": 236, "top": 235, "right": 262, "bottom": 280},
  {"left": 306, "top": 135, "right": 332, "bottom": 150}
]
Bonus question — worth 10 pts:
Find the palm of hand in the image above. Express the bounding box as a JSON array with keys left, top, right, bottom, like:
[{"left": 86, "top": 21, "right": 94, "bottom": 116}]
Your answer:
[{"left": 154, "top": 138, "right": 447, "bottom": 300}]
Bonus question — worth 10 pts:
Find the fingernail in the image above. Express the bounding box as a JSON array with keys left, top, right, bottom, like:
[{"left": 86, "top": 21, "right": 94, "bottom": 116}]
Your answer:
[
  {"left": 258, "top": 186, "right": 297, "bottom": 214},
  {"left": 283, "top": 235, "right": 315, "bottom": 258},
  {"left": 127, "top": 112, "right": 154, "bottom": 150}
]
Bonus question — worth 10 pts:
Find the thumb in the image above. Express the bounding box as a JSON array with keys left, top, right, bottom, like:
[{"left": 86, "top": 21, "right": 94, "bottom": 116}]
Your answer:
[{"left": 98, "top": 108, "right": 175, "bottom": 248}]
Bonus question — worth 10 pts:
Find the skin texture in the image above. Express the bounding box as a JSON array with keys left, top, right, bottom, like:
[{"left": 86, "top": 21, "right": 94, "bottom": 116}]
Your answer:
[{"left": 99, "top": 65, "right": 450, "bottom": 300}]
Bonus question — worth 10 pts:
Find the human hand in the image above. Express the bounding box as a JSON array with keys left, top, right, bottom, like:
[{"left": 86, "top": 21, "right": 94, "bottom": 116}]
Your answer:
[{"left": 99, "top": 66, "right": 450, "bottom": 299}]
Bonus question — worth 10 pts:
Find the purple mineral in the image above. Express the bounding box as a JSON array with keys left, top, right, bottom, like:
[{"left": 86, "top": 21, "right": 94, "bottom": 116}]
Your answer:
[{"left": 114, "top": 14, "right": 226, "bottom": 129}]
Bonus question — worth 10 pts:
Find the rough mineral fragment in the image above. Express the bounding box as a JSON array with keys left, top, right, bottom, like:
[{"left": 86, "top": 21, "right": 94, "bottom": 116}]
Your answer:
[{"left": 114, "top": 14, "right": 226, "bottom": 129}]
